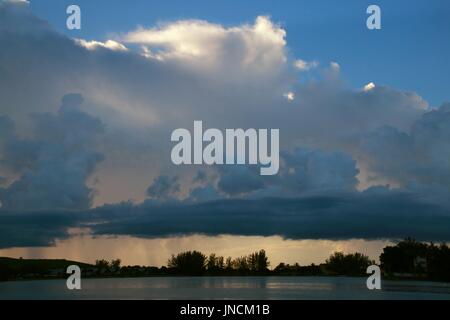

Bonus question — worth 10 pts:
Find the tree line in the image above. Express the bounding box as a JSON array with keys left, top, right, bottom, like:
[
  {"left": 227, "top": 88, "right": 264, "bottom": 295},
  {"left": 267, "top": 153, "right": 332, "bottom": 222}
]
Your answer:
[
  {"left": 93, "top": 249, "right": 373, "bottom": 277},
  {"left": 1, "top": 239, "right": 449, "bottom": 281},
  {"left": 167, "top": 250, "right": 270, "bottom": 275},
  {"left": 97, "top": 239, "right": 450, "bottom": 281},
  {"left": 380, "top": 238, "right": 450, "bottom": 282}
]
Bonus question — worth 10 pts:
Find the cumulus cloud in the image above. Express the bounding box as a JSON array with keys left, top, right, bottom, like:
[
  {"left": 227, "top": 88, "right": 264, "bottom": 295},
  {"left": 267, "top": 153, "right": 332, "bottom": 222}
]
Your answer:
[
  {"left": 217, "top": 166, "right": 265, "bottom": 196},
  {"left": 363, "top": 82, "right": 376, "bottom": 92},
  {"left": 146, "top": 175, "right": 180, "bottom": 200},
  {"left": 0, "top": 94, "right": 104, "bottom": 210},
  {"left": 280, "top": 84, "right": 428, "bottom": 156},
  {"left": 361, "top": 103, "right": 450, "bottom": 191},
  {"left": 279, "top": 148, "right": 359, "bottom": 193},
  {"left": 75, "top": 39, "right": 128, "bottom": 52},
  {"left": 212, "top": 148, "right": 359, "bottom": 198},
  {"left": 0, "top": 0, "right": 449, "bottom": 249},
  {"left": 293, "top": 59, "right": 319, "bottom": 71},
  {"left": 123, "top": 16, "right": 287, "bottom": 73}
]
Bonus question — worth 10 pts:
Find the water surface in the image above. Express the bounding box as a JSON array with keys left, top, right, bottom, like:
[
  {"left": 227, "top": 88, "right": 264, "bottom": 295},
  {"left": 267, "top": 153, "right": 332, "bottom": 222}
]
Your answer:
[{"left": 1, "top": 276, "right": 449, "bottom": 300}]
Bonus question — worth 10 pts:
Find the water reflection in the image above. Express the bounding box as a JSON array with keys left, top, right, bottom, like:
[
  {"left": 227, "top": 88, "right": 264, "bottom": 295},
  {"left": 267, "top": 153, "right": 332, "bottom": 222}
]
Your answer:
[{"left": 1, "top": 276, "right": 450, "bottom": 300}]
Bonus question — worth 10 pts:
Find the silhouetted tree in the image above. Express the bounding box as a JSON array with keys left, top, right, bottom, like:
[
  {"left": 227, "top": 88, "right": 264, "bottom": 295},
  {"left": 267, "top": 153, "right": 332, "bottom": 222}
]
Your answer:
[
  {"left": 225, "top": 257, "right": 233, "bottom": 271},
  {"left": 233, "top": 256, "right": 249, "bottom": 272},
  {"left": 274, "top": 262, "right": 286, "bottom": 272},
  {"left": 110, "top": 259, "right": 121, "bottom": 273},
  {"left": 248, "top": 249, "right": 269, "bottom": 272},
  {"left": 207, "top": 253, "right": 217, "bottom": 272},
  {"left": 168, "top": 251, "right": 207, "bottom": 275},
  {"left": 427, "top": 243, "right": 450, "bottom": 281},
  {"left": 217, "top": 256, "right": 225, "bottom": 270},
  {"left": 380, "top": 238, "right": 428, "bottom": 274},
  {"left": 206, "top": 254, "right": 225, "bottom": 274},
  {"left": 256, "top": 249, "right": 269, "bottom": 272},
  {"left": 273, "top": 262, "right": 322, "bottom": 276},
  {"left": 326, "top": 252, "right": 372, "bottom": 276},
  {"left": 95, "top": 259, "right": 110, "bottom": 274},
  {"left": 381, "top": 239, "right": 450, "bottom": 281}
]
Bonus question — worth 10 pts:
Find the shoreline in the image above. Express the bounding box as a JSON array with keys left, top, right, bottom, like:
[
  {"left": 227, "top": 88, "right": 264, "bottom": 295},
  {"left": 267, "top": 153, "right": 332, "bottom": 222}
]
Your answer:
[{"left": 2, "top": 274, "right": 448, "bottom": 284}]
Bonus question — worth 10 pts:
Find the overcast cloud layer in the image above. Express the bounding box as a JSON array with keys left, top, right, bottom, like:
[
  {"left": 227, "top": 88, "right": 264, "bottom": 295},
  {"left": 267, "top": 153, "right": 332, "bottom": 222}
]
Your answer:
[{"left": 0, "top": 1, "right": 449, "bottom": 248}]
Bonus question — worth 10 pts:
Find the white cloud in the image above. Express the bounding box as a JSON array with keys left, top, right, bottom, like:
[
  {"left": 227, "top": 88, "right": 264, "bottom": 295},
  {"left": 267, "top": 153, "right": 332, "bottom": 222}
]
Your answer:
[
  {"left": 123, "top": 16, "right": 287, "bottom": 73},
  {"left": 330, "top": 61, "right": 340, "bottom": 72},
  {"left": 0, "top": 3, "right": 432, "bottom": 206},
  {"left": 283, "top": 91, "right": 295, "bottom": 101},
  {"left": 293, "top": 59, "right": 319, "bottom": 71},
  {"left": 3, "top": 0, "right": 29, "bottom": 4},
  {"left": 75, "top": 39, "right": 128, "bottom": 52},
  {"left": 363, "top": 82, "right": 376, "bottom": 92}
]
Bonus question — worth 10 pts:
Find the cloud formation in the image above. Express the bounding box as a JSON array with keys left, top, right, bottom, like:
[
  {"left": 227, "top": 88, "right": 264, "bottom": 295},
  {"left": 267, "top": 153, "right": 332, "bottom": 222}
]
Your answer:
[
  {"left": 1, "top": 188, "right": 449, "bottom": 249},
  {"left": 89, "top": 190, "right": 450, "bottom": 242},
  {"left": 361, "top": 103, "right": 450, "bottom": 191},
  {"left": 294, "top": 59, "right": 319, "bottom": 71},
  {"left": 147, "top": 175, "right": 181, "bottom": 200},
  {"left": 75, "top": 39, "right": 128, "bottom": 52},
  {"left": 0, "top": 94, "right": 104, "bottom": 210},
  {"left": 123, "top": 16, "right": 286, "bottom": 73},
  {"left": 0, "top": 0, "right": 449, "bottom": 248}
]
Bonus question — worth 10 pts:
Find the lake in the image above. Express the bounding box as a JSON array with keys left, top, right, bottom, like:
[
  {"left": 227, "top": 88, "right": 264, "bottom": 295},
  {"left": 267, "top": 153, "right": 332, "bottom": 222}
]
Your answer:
[{"left": 1, "top": 276, "right": 450, "bottom": 300}]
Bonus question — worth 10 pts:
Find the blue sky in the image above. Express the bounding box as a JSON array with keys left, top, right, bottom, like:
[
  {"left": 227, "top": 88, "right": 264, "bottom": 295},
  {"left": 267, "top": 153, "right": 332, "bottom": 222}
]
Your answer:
[{"left": 29, "top": 0, "right": 450, "bottom": 106}]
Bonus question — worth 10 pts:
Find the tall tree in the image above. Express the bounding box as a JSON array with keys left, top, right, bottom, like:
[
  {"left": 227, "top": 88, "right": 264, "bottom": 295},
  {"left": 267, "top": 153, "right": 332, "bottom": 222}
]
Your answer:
[{"left": 168, "top": 251, "right": 207, "bottom": 275}]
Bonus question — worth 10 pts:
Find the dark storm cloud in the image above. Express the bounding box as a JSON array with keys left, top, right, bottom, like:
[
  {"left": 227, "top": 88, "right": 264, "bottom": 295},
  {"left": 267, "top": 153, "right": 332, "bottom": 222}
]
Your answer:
[
  {"left": 0, "top": 210, "right": 81, "bottom": 248},
  {"left": 217, "top": 166, "right": 265, "bottom": 196},
  {"left": 88, "top": 190, "right": 450, "bottom": 242},
  {"left": 188, "top": 185, "right": 222, "bottom": 203},
  {"left": 2, "top": 189, "right": 449, "bottom": 249},
  {"left": 0, "top": 94, "right": 104, "bottom": 210}
]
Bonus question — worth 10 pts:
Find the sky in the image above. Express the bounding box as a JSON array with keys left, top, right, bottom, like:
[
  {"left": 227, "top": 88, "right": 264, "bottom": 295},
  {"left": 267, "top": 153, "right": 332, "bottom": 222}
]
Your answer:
[
  {"left": 29, "top": 0, "right": 450, "bottom": 107},
  {"left": 0, "top": 0, "right": 449, "bottom": 267}
]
